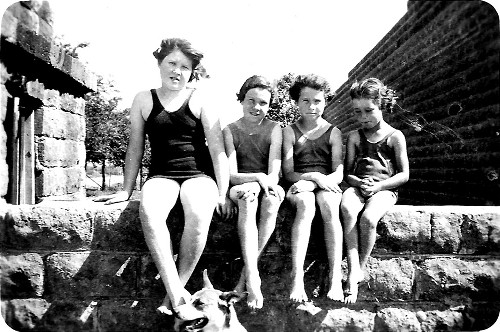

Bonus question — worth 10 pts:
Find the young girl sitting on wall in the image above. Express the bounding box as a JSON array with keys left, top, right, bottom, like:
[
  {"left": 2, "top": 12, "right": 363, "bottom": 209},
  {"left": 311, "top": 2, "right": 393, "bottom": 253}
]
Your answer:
[
  {"left": 282, "top": 74, "right": 344, "bottom": 303},
  {"left": 223, "top": 75, "right": 284, "bottom": 310},
  {"left": 341, "top": 77, "right": 409, "bottom": 304}
]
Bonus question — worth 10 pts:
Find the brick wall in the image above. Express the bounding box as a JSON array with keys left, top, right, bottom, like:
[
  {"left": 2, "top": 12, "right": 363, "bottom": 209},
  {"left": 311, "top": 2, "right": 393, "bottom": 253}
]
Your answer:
[{"left": 324, "top": 1, "right": 500, "bottom": 205}]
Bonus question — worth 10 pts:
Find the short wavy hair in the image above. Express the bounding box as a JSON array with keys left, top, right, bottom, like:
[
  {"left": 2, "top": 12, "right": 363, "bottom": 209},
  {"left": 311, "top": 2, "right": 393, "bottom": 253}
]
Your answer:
[
  {"left": 152, "top": 38, "right": 203, "bottom": 82},
  {"left": 289, "top": 74, "right": 330, "bottom": 102},
  {"left": 236, "top": 75, "right": 274, "bottom": 103},
  {"left": 349, "top": 77, "right": 397, "bottom": 112}
]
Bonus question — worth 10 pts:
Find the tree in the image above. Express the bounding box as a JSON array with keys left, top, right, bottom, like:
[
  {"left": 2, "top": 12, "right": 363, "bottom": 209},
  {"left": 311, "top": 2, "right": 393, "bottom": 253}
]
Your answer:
[
  {"left": 267, "top": 73, "right": 300, "bottom": 127},
  {"left": 85, "top": 76, "right": 127, "bottom": 190}
]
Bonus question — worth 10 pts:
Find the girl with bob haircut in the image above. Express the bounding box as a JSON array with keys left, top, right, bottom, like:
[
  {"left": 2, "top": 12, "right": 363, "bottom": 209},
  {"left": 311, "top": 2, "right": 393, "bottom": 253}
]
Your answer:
[
  {"left": 282, "top": 74, "right": 345, "bottom": 303},
  {"left": 95, "top": 38, "right": 232, "bottom": 314},
  {"left": 341, "top": 77, "right": 409, "bottom": 304},
  {"left": 224, "top": 75, "right": 284, "bottom": 309}
]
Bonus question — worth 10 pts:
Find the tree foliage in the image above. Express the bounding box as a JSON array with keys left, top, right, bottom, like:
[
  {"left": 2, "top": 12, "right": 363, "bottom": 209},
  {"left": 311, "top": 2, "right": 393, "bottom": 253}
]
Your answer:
[
  {"left": 85, "top": 76, "right": 128, "bottom": 189},
  {"left": 267, "top": 73, "right": 300, "bottom": 127}
]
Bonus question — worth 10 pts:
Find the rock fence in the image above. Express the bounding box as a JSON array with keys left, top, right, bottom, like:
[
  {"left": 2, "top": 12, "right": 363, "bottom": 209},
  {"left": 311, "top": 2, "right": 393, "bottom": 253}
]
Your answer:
[{"left": 1, "top": 201, "right": 499, "bottom": 331}]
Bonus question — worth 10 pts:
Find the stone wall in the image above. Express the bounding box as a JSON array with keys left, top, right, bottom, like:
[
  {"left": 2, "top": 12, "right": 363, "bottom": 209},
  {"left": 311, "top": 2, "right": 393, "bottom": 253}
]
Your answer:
[
  {"left": 1, "top": 201, "right": 499, "bottom": 331},
  {"left": 1, "top": 1, "right": 96, "bottom": 203},
  {"left": 324, "top": 1, "right": 500, "bottom": 206}
]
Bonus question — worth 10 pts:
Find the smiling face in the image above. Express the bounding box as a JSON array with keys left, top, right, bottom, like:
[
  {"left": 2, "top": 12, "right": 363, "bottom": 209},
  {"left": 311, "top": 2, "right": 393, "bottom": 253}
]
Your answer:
[
  {"left": 241, "top": 87, "right": 272, "bottom": 123},
  {"left": 297, "top": 87, "right": 326, "bottom": 120},
  {"left": 158, "top": 48, "right": 193, "bottom": 91},
  {"left": 352, "top": 98, "right": 383, "bottom": 129}
]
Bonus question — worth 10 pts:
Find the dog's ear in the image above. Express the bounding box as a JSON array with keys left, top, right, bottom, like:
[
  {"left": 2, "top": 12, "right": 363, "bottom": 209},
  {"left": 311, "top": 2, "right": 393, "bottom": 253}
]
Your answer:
[
  {"left": 202, "top": 269, "right": 215, "bottom": 289},
  {"left": 219, "top": 291, "right": 243, "bottom": 307}
]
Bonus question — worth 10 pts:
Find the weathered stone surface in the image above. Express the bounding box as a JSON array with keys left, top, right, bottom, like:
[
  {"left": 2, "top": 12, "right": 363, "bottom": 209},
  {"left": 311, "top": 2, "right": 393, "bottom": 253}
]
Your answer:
[
  {"left": 363, "top": 258, "right": 415, "bottom": 301},
  {"left": 92, "top": 200, "right": 148, "bottom": 251},
  {"left": 45, "top": 252, "right": 138, "bottom": 298},
  {"left": 374, "top": 307, "right": 421, "bottom": 332},
  {"left": 1, "top": 298, "right": 50, "bottom": 331},
  {"left": 430, "top": 209, "right": 463, "bottom": 253},
  {"left": 0, "top": 253, "right": 44, "bottom": 298},
  {"left": 378, "top": 206, "right": 432, "bottom": 253},
  {"left": 459, "top": 207, "right": 500, "bottom": 254},
  {"left": 0, "top": 203, "right": 92, "bottom": 250},
  {"left": 36, "top": 137, "right": 85, "bottom": 168},
  {"left": 414, "top": 258, "right": 500, "bottom": 302},
  {"left": 416, "top": 309, "right": 464, "bottom": 332},
  {"left": 34, "top": 107, "right": 85, "bottom": 141},
  {"left": 35, "top": 166, "right": 85, "bottom": 198},
  {"left": 320, "top": 307, "right": 376, "bottom": 332}
]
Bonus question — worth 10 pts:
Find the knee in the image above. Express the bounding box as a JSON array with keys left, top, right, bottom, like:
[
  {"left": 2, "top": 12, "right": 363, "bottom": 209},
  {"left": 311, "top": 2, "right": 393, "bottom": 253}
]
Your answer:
[
  {"left": 261, "top": 194, "right": 282, "bottom": 212},
  {"left": 359, "top": 214, "right": 378, "bottom": 231}
]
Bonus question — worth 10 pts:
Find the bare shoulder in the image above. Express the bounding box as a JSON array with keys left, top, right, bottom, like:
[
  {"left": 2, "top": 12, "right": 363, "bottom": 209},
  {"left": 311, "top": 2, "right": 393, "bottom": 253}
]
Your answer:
[
  {"left": 388, "top": 129, "right": 407, "bottom": 146},
  {"left": 131, "top": 90, "right": 153, "bottom": 120},
  {"left": 347, "top": 129, "right": 360, "bottom": 143},
  {"left": 188, "top": 87, "right": 207, "bottom": 118}
]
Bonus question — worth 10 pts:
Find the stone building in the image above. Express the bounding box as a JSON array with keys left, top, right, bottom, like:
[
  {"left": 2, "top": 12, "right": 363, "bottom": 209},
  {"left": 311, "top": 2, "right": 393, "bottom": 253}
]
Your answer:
[{"left": 1, "top": 0, "right": 96, "bottom": 205}]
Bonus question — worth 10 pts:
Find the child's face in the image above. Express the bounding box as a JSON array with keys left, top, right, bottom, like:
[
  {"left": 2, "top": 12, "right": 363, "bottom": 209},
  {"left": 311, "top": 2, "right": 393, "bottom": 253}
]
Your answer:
[
  {"left": 158, "top": 49, "right": 193, "bottom": 91},
  {"left": 352, "top": 98, "right": 383, "bottom": 129},
  {"left": 297, "top": 87, "right": 325, "bottom": 120},
  {"left": 241, "top": 88, "right": 272, "bottom": 122}
]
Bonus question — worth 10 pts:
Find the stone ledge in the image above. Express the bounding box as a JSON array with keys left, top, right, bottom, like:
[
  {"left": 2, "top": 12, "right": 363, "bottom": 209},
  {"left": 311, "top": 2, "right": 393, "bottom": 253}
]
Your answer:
[{"left": 1, "top": 201, "right": 499, "bottom": 255}]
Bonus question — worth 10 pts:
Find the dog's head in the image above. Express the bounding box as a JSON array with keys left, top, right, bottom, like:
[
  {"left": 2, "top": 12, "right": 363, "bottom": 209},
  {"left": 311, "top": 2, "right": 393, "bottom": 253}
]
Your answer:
[{"left": 173, "top": 270, "right": 246, "bottom": 332}]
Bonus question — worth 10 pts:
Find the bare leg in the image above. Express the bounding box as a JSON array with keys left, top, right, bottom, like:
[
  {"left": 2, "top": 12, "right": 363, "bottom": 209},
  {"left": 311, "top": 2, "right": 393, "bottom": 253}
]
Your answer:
[
  {"left": 288, "top": 190, "right": 316, "bottom": 302},
  {"left": 340, "top": 187, "right": 365, "bottom": 304},
  {"left": 358, "top": 190, "right": 397, "bottom": 269},
  {"left": 139, "top": 178, "right": 189, "bottom": 313},
  {"left": 230, "top": 182, "right": 263, "bottom": 309},
  {"left": 317, "top": 190, "right": 344, "bottom": 301},
  {"left": 177, "top": 177, "right": 218, "bottom": 286}
]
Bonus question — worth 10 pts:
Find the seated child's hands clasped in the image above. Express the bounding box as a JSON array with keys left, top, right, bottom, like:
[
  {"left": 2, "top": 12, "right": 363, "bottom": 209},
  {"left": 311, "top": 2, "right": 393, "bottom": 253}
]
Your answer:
[{"left": 359, "top": 177, "right": 381, "bottom": 197}]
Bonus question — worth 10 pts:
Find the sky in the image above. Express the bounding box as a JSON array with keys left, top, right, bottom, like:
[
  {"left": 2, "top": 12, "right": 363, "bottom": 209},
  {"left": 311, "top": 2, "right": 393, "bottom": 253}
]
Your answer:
[{"left": 2, "top": 0, "right": 412, "bottom": 123}]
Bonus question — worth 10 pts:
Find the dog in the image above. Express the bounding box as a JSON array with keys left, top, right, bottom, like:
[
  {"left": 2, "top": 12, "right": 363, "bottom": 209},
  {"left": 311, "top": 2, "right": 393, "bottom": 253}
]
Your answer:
[{"left": 173, "top": 270, "right": 247, "bottom": 332}]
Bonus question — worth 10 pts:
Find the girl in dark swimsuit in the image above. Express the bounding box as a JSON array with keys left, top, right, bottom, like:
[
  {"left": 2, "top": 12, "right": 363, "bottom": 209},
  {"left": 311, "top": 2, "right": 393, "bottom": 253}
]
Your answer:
[
  {"left": 341, "top": 77, "right": 409, "bottom": 304},
  {"left": 94, "top": 38, "right": 232, "bottom": 313}
]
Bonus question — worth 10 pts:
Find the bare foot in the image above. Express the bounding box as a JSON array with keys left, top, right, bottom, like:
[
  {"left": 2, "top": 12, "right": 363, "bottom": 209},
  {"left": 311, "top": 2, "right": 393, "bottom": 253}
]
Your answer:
[
  {"left": 246, "top": 274, "right": 263, "bottom": 310},
  {"left": 343, "top": 269, "right": 363, "bottom": 304},
  {"left": 290, "top": 275, "right": 308, "bottom": 303},
  {"left": 326, "top": 277, "right": 344, "bottom": 302},
  {"left": 158, "top": 288, "right": 191, "bottom": 314},
  {"left": 157, "top": 295, "right": 173, "bottom": 315},
  {"left": 343, "top": 278, "right": 359, "bottom": 304}
]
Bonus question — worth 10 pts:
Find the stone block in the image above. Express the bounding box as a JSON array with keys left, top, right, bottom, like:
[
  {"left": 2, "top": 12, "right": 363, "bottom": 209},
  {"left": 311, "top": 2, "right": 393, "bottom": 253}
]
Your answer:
[
  {"left": 34, "top": 106, "right": 85, "bottom": 141},
  {"left": 363, "top": 258, "right": 415, "bottom": 301},
  {"left": 417, "top": 309, "right": 464, "bottom": 332},
  {"left": 320, "top": 307, "right": 376, "bottom": 331},
  {"left": 0, "top": 203, "right": 93, "bottom": 250},
  {"left": 0, "top": 253, "right": 44, "bottom": 298},
  {"left": 36, "top": 137, "right": 84, "bottom": 168},
  {"left": 92, "top": 200, "right": 148, "bottom": 251},
  {"left": 414, "top": 258, "right": 500, "bottom": 302},
  {"left": 459, "top": 206, "right": 500, "bottom": 254},
  {"left": 42, "top": 88, "right": 60, "bottom": 108},
  {"left": 430, "top": 209, "right": 462, "bottom": 253},
  {"left": 1, "top": 298, "right": 50, "bottom": 331},
  {"left": 378, "top": 205, "right": 432, "bottom": 253},
  {"left": 36, "top": 166, "right": 84, "bottom": 197},
  {"left": 45, "top": 252, "right": 138, "bottom": 298},
  {"left": 374, "top": 307, "right": 421, "bottom": 332}
]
